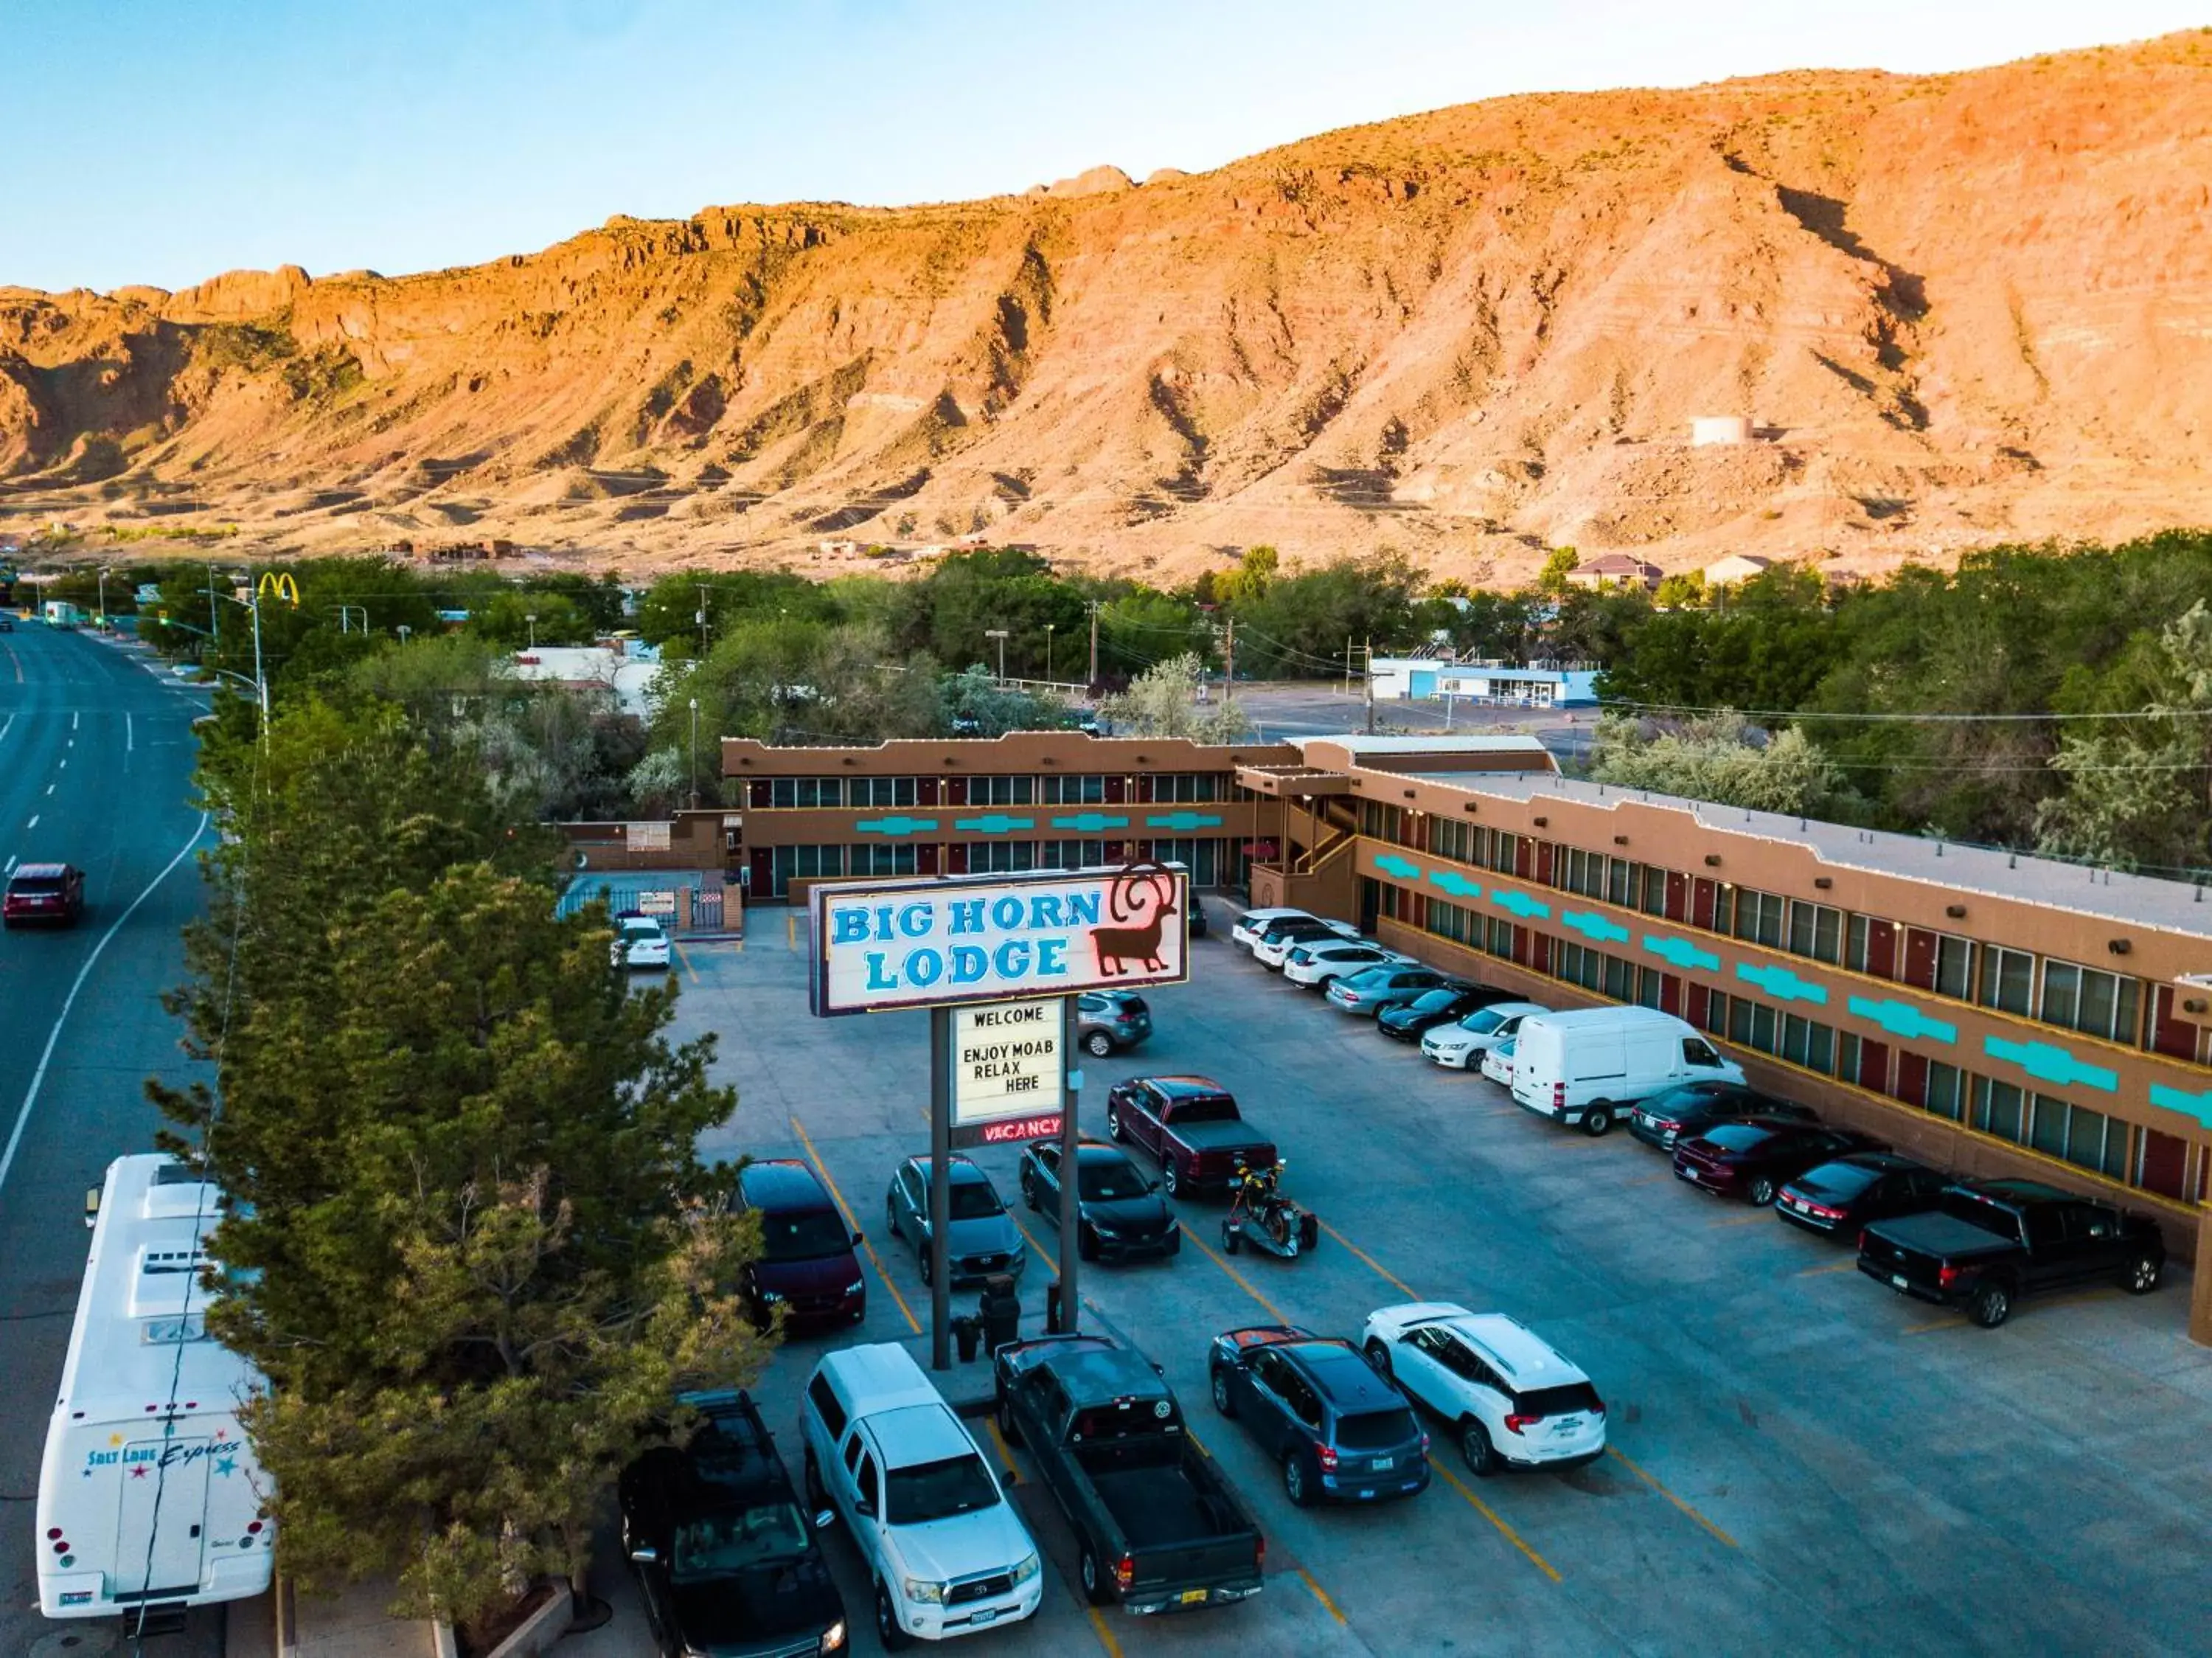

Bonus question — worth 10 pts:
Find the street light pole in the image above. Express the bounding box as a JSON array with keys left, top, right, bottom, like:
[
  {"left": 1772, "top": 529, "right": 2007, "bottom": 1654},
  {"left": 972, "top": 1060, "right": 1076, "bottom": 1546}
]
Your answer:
[
  {"left": 97, "top": 566, "right": 111, "bottom": 628},
  {"left": 1045, "top": 623, "right": 1054, "bottom": 684},
  {"left": 526, "top": 611, "right": 537, "bottom": 650}
]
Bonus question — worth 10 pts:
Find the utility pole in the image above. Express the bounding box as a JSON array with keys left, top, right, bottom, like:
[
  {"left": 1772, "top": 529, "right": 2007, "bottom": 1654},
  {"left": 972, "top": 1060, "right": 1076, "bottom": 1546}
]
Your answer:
[
  {"left": 1223, "top": 618, "right": 1235, "bottom": 706},
  {"left": 1343, "top": 635, "right": 1353, "bottom": 697},
  {"left": 688, "top": 696, "right": 700, "bottom": 810},
  {"left": 1087, "top": 600, "right": 1102, "bottom": 686},
  {"left": 209, "top": 563, "right": 220, "bottom": 648},
  {"left": 695, "top": 583, "right": 712, "bottom": 659},
  {"left": 1045, "top": 622, "right": 1055, "bottom": 684},
  {"left": 1363, "top": 638, "right": 1375, "bottom": 734},
  {"left": 985, "top": 628, "right": 1009, "bottom": 683}
]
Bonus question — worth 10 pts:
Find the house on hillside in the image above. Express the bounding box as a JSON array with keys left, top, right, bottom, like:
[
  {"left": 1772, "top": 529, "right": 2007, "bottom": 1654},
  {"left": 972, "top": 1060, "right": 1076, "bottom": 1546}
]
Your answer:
[
  {"left": 1565, "top": 554, "right": 1662, "bottom": 592},
  {"left": 1703, "top": 553, "right": 1773, "bottom": 586}
]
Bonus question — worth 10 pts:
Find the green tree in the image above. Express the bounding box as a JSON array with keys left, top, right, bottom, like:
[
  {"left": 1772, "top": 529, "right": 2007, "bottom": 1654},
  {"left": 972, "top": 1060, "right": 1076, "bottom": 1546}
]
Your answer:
[
  {"left": 1099, "top": 654, "right": 1254, "bottom": 741},
  {"left": 1588, "top": 712, "right": 1854, "bottom": 817},
  {"left": 1536, "top": 546, "right": 1580, "bottom": 594},
  {"left": 940, "top": 666, "right": 1068, "bottom": 735}
]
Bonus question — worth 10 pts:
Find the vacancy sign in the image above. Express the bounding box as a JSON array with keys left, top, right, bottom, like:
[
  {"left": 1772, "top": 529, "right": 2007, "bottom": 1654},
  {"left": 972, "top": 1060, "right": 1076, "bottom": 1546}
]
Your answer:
[
  {"left": 951, "top": 1001, "right": 1065, "bottom": 1146},
  {"left": 810, "top": 864, "right": 1188, "bottom": 1016}
]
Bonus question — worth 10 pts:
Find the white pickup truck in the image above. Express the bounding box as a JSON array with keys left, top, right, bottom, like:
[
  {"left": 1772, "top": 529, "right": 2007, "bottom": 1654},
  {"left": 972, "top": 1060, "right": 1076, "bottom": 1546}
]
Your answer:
[{"left": 799, "top": 1344, "right": 1042, "bottom": 1648}]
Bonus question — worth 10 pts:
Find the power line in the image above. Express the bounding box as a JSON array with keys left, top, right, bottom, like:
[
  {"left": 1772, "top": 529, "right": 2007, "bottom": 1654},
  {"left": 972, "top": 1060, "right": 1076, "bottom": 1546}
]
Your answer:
[{"left": 1600, "top": 698, "right": 2212, "bottom": 724}]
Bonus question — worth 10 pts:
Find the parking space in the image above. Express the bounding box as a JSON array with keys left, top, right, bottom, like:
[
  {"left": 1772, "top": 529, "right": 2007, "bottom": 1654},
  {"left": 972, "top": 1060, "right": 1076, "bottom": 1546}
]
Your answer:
[{"left": 661, "top": 909, "right": 2212, "bottom": 1657}]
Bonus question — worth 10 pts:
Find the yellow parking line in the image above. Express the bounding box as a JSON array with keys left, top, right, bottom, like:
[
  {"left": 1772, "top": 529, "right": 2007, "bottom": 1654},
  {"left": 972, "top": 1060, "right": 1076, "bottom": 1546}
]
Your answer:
[
  {"left": 1426, "top": 1456, "right": 1562, "bottom": 1582},
  {"left": 1009, "top": 1212, "right": 1060, "bottom": 1280},
  {"left": 787, "top": 1115, "right": 921, "bottom": 1336},
  {"left": 1900, "top": 1317, "right": 1970, "bottom": 1336},
  {"left": 1708, "top": 1213, "right": 1772, "bottom": 1228},
  {"left": 672, "top": 941, "right": 700, "bottom": 985},
  {"left": 1315, "top": 1219, "right": 1420, "bottom": 1301},
  {"left": 1607, "top": 1446, "right": 1737, "bottom": 1548},
  {"left": 1180, "top": 1227, "right": 1292, "bottom": 1324},
  {"left": 1084, "top": 1605, "right": 1124, "bottom": 1657},
  {"left": 1795, "top": 1258, "right": 1859, "bottom": 1277},
  {"left": 982, "top": 1416, "right": 1021, "bottom": 1484},
  {"left": 1296, "top": 1567, "right": 1347, "bottom": 1623}
]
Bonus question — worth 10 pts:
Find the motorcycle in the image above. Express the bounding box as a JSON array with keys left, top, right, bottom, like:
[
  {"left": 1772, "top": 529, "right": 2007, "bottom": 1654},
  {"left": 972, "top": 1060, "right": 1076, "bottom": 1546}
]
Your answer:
[{"left": 1220, "top": 1159, "right": 1320, "bottom": 1259}]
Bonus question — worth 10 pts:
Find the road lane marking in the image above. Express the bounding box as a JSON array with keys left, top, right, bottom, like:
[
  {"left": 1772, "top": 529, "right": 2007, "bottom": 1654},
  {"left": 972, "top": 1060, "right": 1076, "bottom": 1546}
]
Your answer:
[
  {"left": 71, "top": 712, "right": 78, "bottom": 731},
  {"left": 672, "top": 942, "right": 700, "bottom": 985},
  {"left": 1708, "top": 1213, "right": 1771, "bottom": 1228},
  {"left": 127, "top": 713, "right": 133, "bottom": 754},
  {"left": 44, "top": 784, "right": 53, "bottom": 796},
  {"left": 1082, "top": 1605, "right": 1124, "bottom": 1657},
  {"left": 0, "top": 811, "right": 212, "bottom": 1198},
  {"left": 1606, "top": 1446, "right": 1738, "bottom": 1548},
  {"left": 25, "top": 815, "right": 37, "bottom": 829},
  {"left": 1900, "top": 1317, "right": 1970, "bottom": 1336},
  {"left": 1295, "top": 1567, "right": 1347, "bottom": 1623},
  {"left": 981, "top": 1415, "right": 1021, "bottom": 1483},
  {"left": 1009, "top": 1211, "right": 1059, "bottom": 1279},
  {"left": 1796, "top": 1258, "right": 1859, "bottom": 1277},
  {"left": 787, "top": 1114, "right": 921, "bottom": 1336},
  {"left": 1180, "top": 1226, "right": 1292, "bottom": 1324},
  {"left": 3, "top": 856, "right": 13, "bottom": 875},
  {"left": 1315, "top": 1219, "right": 1420, "bottom": 1300},
  {"left": 0, "top": 713, "right": 12, "bottom": 743},
  {"left": 1426, "top": 1455, "right": 1563, "bottom": 1582}
]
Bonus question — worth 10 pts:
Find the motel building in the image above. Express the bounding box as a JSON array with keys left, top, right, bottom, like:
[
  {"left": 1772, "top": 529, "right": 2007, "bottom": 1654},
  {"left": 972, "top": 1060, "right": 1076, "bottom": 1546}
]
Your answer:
[{"left": 585, "top": 729, "right": 2212, "bottom": 1322}]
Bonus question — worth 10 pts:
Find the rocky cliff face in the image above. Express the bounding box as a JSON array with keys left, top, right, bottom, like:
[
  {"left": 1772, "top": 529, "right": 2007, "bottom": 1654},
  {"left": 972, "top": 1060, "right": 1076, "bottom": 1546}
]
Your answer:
[{"left": 6, "top": 32, "right": 2211, "bottom": 583}]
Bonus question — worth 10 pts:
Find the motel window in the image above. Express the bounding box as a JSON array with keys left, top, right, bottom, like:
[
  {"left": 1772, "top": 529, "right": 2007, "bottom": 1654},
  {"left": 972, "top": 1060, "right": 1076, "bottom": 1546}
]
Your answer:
[
  {"left": 850, "top": 777, "right": 918, "bottom": 808},
  {"left": 1934, "top": 934, "right": 1973, "bottom": 1001},
  {"left": 967, "top": 775, "right": 1036, "bottom": 807},
  {"left": 2038, "top": 960, "right": 2140, "bottom": 1045},
  {"left": 1700, "top": 989, "right": 1731, "bottom": 1038},
  {"left": 1481, "top": 830, "right": 1519, "bottom": 875},
  {"left": 1976, "top": 947, "right": 2036, "bottom": 1018},
  {"left": 966, "top": 841, "right": 1037, "bottom": 873},
  {"left": 1147, "top": 773, "right": 1223, "bottom": 803},
  {"left": 1036, "top": 839, "right": 1108, "bottom": 869},
  {"left": 1787, "top": 901, "right": 1843, "bottom": 965},
  {"left": 1430, "top": 819, "right": 1475, "bottom": 864},
  {"left": 1972, "top": 1078, "right": 2025, "bottom": 1142},
  {"left": 1639, "top": 865, "right": 1668, "bottom": 918},
  {"left": 768, "top": 777, "right": 846, "bottom": 809},
  {"left": 1925, "top": 1062, "right": 1964, "bottom": 1122},
  {"left": 1728, "top": 999, "right": 1778, "bottom": 1055},
  {"left": 1731, "top": 889, "right": 1785, "bottom": 950},
  {"left": 1486, "top": 917, "right": 1514, "bottom": 958},
  {"left": 1560, "top": 848, "right": 1606, "bottom": 897},
  {"left": 1042, "top": 774, "right": 1107, "bottom": 805},
  {"left": 2028, "top": 1095, "right": 2070, "bottom": 1159},
  {"left": 1846, "top": 915, "right": 1868, "bottom": 973},
  {"left": 848, "top": 844, "right": 917, "bottom": 877},
  {"left": 1780, "top": 1015, "right": 1835, "bottom": 1074}
]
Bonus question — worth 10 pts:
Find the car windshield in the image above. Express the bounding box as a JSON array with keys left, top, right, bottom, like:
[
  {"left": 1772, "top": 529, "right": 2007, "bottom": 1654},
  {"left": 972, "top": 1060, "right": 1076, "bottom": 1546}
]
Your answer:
[
  {"left": 884, "top": 1453, "right": 1001, "bottom": 1524},
  {"left": 1077, "top": 1159, "right": 1150, "bottom": 1201},
  {"left": 758, "top": 1210, "right": 853, "bottom": 1261},
  {"left": 947, "top": 1180, "right": 1004, "bottom": 1219},
  {"left": 1517, "top": 1383, "right": 1602, "bottom": 1418},
  {"left": 1333, "top": 1409, "right": 1419, "bottom": 1450},
  {"left": 1462, "top": 1007, "right": 1509, "bottom": 1035},
  {"left": 1408, "top": 990, "right": 1461, "bottom": 1013},
  {"left": 1938, "top": 1190, "right": 2023, "bottom": 1236},
  {"left": 670, "top": 1502, "right": 813, "bottom": 1582},
  {"left": 1698, "top": 1124, "right": 1774, "bottom": 1152}
]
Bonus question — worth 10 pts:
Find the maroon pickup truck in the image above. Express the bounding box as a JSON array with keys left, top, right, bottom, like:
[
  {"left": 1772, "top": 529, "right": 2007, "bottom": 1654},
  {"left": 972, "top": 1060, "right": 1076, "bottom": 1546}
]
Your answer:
[{"left": 1104, "top": 1076, "right": 1277, "bottom": 1199}]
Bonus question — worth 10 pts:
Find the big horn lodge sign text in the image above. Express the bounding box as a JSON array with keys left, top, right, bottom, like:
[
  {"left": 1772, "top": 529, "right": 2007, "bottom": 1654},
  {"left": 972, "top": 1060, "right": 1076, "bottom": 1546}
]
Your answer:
[{"left": 810, "top": 864, "right": 1189, "bottom": 1016}]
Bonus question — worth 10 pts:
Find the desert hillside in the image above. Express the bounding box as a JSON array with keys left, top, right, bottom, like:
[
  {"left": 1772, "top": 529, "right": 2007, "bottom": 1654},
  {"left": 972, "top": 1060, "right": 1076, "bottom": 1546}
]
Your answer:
[{"left": 5, "top": 32, "right": 2211, "bottom": 585}]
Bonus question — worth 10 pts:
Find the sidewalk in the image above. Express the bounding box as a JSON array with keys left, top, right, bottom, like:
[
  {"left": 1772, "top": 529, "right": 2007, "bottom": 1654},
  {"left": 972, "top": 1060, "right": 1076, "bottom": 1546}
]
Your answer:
[{"left": 279, "top": 1578, "right": 437, "bottom": 1658}]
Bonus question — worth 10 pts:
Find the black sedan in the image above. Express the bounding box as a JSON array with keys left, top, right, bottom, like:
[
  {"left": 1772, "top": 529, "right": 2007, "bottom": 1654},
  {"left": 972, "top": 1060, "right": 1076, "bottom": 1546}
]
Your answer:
[
  {"left": 1776, "top": 1152, "right": 1950, "bottom": 1236},
  {"left": 1628, "top": 1082, "right": 1812, "bottom": 1151},
  {"left": 619, "top": 1390, "right": 846, "bottom": 1658},
  {"left": 1376, "top": 983, "right": 1508, "bottom": 1041},
  {"left": 1018, "top": 1139, "right": 1181, "bottom": 1260},
  {"left": 1674, "top": 1120, "right": 1881, "bottom": 1207}
]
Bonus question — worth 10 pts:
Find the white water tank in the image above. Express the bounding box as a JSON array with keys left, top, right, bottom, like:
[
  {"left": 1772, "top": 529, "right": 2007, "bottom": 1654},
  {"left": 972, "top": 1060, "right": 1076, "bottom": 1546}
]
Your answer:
[{"left": 1691, "top": 415, "right": 1753, "bottom": 445}]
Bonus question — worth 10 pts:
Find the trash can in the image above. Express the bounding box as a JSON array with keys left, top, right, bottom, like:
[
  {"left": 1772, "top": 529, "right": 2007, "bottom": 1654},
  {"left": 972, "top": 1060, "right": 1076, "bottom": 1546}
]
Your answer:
[
  {"left": 978, "top": 1274, "right": 1021, "bottom": 1351},
  {"left": 953, "top": 1314, "right": 981, "bottom": 1364}
]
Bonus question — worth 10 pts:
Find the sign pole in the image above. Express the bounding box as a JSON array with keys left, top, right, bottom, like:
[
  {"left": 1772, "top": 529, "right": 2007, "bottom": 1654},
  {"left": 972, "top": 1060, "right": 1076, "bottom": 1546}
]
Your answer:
[
  {"left": 929, "top": 1006, "right": 953, "bottom": 1370},
  {"left": 1057, "top": 994, "right": 1081, "bottom": 1333}
]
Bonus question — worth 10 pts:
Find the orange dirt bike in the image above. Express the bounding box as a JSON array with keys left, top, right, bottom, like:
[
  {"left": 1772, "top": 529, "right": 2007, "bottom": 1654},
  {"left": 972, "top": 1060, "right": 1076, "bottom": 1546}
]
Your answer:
[{"left": 1221, "top": 1159, "right": 1320, "bottom": 1259}]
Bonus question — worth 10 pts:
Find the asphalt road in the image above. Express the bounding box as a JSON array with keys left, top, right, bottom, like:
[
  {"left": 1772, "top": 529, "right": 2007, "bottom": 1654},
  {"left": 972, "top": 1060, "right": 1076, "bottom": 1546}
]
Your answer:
[
  {"left": 0, "top": 625, "right": 223, "bottom": 1657},
  {"left": 653, "top": 918, "right": 2212, "bottom": 1658}
]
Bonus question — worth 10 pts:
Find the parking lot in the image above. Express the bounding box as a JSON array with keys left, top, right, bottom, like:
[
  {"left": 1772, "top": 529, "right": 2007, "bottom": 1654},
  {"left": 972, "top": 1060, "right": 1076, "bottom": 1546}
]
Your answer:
[{"left": 647, "top": 907, "right": 2212, "bottom": 1657}]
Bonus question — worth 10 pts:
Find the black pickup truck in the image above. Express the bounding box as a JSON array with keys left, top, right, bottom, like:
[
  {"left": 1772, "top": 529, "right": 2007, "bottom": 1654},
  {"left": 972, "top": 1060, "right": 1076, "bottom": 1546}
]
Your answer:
[
  {"left": 993, "top": 1333, "right": 1265, "bottom": 1615},
  {"left": 1857, "top": 1177, "right": 2166, "bottom": 1328}
]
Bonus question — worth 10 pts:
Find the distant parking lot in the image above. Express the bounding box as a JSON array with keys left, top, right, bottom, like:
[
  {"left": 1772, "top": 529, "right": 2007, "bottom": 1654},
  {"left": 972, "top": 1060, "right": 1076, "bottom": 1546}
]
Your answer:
[{"left": 644, "top": 904, "right": 2212, "bottom": 1657}]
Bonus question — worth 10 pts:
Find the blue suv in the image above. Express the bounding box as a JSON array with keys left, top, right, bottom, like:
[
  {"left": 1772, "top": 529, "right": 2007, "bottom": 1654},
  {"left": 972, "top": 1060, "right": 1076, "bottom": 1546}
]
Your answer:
[{"left": 1207, "top": 1325, "right": 1430, "bottom": 1505}]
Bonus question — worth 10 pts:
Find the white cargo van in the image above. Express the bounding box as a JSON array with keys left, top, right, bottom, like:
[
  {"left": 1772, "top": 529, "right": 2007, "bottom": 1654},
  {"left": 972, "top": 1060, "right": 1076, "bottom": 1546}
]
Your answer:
[
  {"left": 36, "top": 1154, "right": 273, "bottom": 1625},
  {"left": 1508, "top": 1007, "right": 1743, "bottom": 1137}
]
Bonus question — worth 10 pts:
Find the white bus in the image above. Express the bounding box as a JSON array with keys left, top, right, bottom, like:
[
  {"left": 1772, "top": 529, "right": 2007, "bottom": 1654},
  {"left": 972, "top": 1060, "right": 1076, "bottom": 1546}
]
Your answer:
[{"left": 36, "top": 1154, "right": 274, "bottom": 1623}]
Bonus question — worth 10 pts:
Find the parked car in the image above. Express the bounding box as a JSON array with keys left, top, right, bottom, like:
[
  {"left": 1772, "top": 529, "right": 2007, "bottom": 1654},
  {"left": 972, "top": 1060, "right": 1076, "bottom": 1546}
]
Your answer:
[
  {"left": 1105, "top": 1075, "right": 1277, "bottom": 1199},
  {"left": 1281, "top": 940, "right": 1404, "bottom": 988},
  {"left": 1420, "top": 1002, "right": 1547, "bottom": 1070},
  {"left": 993, "top": 1333, "right": 1264, "bottom": 1614},
  {"left": 1627, "top": 1082, "right": 1811, "bottom": 1152},
  {"left": 1325, "top": 963, "right": 1451, "bottom": 1016},
  {"left": 1208, "top": 1325, "right": 1429, "bottom": 1505},
  {"left": 1775, "top": 1152, "right": 1949, "bottom": 1238},
  {"left": 1858, "top": 1179, "right": 2166, "bottom": 1328},
  {"left": 1187, "top": 896, "right": 1210, "bottom": 940},
  {"left": 618, "top": 1390, "right": 846, "bottom": 1658},
  {"left": 1245, "top": 913, "right": 1360, "bottom": 960},
  {"left": 1672, "top": 1119, "right": 1879, "bottom": 1207},
  {"left": 801, "top": 1345, "right": 1042, "bottom": 1646},
  {"left": 1230, "top": 907, "right": 1316, "bottom": 951},
  {"left": 1017, "top": 1139, "right": 1180, "bottom": 1260},
  {"left": 1377, "top": 984, "right": 1512, "bottom": 1041},
  {"left": 1253, "top": 920, "right": 1361, "bottom": 970},
  {"left": 615, "top": 914, "right": 672, "bottom": 970},
  {"left": 883, "top": 1156, "right": 1026, "bottom": 1288},
  {"left": 3, "top": 862, "right": 86, "bottom": 929},
  {"left": 1359, "top": 1304, "right": 1606, "bottom": 1476},
  {"left": 1478, "top": 1038, "right": 1518, "bottom": 1086},
  {"left": 1509, "top": 1007, "right": 1745, "bottom": 1136},
  {"left": 1077, "top": 990, "right": 1152, "bottom": 1056},
  {"left": 734, "top": 1160, "right": 866, "bottom": 1331}
]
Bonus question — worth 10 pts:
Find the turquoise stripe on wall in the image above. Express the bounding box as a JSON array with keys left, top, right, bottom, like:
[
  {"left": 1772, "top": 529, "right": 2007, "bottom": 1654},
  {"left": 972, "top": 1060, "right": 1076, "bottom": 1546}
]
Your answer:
[{"left": 1982, "top": 1035, "right": 2118, "bottom": 1094}]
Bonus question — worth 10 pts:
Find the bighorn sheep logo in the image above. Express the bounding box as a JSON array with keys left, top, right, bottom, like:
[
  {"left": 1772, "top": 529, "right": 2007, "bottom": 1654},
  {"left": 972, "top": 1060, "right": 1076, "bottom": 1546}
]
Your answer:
[{"left": 1089, "top": 861, "right": 1180, "bottom": 977}]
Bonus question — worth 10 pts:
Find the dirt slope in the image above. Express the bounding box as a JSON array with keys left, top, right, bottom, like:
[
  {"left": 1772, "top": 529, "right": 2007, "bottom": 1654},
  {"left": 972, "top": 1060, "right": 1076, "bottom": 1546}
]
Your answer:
[{"left": 5, "top": 32, "right": 2211, "bottom": 585}]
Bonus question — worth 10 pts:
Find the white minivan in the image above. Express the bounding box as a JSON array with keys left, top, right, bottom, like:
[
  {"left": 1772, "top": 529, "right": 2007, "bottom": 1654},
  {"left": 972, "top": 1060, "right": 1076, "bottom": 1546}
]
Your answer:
[
  {"left": 801, "top": 1343, "right": 1042, "bottom": 1647},
  {"left": 1508, "top": 1007, "right": 1743, "bottom": 1137}
]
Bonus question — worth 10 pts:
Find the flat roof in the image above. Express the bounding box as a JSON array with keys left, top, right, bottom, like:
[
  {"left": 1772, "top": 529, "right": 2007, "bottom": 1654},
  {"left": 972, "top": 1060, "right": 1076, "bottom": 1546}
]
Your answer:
[{"left": 1429, "top": 771, "right": 2212, "bottom": 943}]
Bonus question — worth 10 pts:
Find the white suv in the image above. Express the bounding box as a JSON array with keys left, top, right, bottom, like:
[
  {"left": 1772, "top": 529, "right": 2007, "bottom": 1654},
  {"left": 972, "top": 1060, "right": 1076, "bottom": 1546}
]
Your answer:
[
  {"left": 800, "top": 1345, "right": 1043, "bottom": 1646},
  {"left": 1421, "top": 1002, "right": 1548, "bottom": 1069},
  {"left": 1283, "top": 940, "right": 1406, "bottom": 988},
  {"left": 1359, "top": 1304, "right": 1607, "bottom": 1476}
]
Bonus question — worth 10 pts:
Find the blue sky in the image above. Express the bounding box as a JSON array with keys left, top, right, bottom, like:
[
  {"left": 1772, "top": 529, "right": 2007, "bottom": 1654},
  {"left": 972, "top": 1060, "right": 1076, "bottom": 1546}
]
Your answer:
[{"left": 4, "top": 0, "right": 2204, "bottom": 293}]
